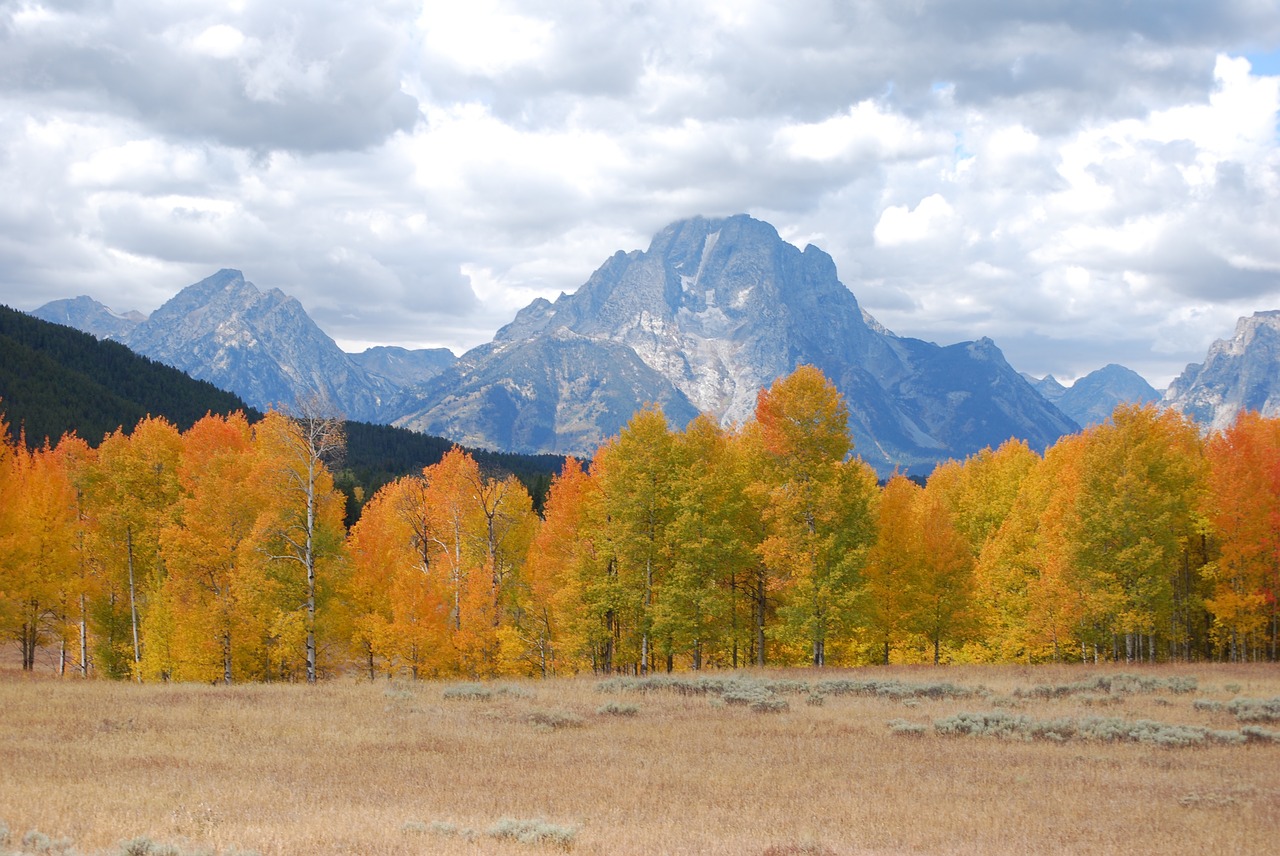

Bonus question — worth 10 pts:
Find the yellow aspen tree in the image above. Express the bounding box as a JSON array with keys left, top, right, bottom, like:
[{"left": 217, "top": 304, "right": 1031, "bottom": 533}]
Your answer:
[
  {"left": 590, "top": 408, "right": 678, "bottom": 674},
  {"left": 1067, "top": 405, "right": 1207, "bottom": 662},
  {"left": 248, "top": 410, "right": 347, "bottom": 683},
  {"left": 756, "top": 366, "right": 875, "bottom": 666},
  {"left": 81, "top": 417, "right": 183, "bottom": 679},
  {"left": 653, "top": 415, "right": 762, "bottom": 670}
]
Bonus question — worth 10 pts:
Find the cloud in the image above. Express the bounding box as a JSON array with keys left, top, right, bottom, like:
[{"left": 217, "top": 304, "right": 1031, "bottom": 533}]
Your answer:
[
  {"left": 1, "top": 0, "right": 1279, "bottom": 389},
  {"left": 873, "top": 194, "right": 960, "bottom": 247}
]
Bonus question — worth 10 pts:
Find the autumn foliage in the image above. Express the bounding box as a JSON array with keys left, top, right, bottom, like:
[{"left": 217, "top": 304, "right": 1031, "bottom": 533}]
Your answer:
[{"left": 5, "top": 366, "right": 1280, "bottom": 679}]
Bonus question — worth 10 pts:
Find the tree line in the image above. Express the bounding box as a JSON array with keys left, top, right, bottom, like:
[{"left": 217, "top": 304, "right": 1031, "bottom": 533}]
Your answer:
[{"left": 3, "top": 366, "right": 1279, "bottom": 681}]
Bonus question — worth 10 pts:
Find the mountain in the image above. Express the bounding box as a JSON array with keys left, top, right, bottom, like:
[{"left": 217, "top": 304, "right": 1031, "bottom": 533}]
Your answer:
[
  {"left": 1165, "top": 311, "right": 1280, "bottom": 432},
  {"left": 115, "top": 269, "right": 399, "bottom": 421},
  {"left": 349, "top": 345, "right": 456, "bottom": 387},
  {"left": 393, "top": 214, "right": 1077, "bottom": 472},
  {"left": 0, "top": 303, "right": 254, "bottom": 447},
  {"left": 1023, "top": 364, "right": 1160, "bottom": 427},
  {"left": 31, "top": 295, "right": 146, "bottom": 340},
  {"left": 1023, "top": 373, "right": 1068, "bottom": 403}
]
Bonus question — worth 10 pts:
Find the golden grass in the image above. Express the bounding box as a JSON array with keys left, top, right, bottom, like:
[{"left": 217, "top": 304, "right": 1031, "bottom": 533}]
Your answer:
[{"left": 1, "top": 663, "right": 1278, "bottom": 855}]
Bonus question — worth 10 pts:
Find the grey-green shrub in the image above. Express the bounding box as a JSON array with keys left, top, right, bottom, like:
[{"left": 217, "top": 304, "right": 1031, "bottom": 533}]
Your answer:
[
  {"left": 596, "top": 701, "right": 639, "bottom": 717},
  {"left": 527, "top": 709, "right": 583, "bottom": 730},
  {"left": 486, "top": 818, "right": 577, "bottom": 849},
  {"left": 118, "top": 838, "right": 179, "bottom": 856},
  {"left": 887, "top": 718, "right": 927, "bottom": 736},
  {"left": 750, "top": 697, "right": 790, "bottom": 714},
  {"left": 931, "top": 712, "right": 1250, "bottom": 747},
  {"left": 1227, "top": 697, "right": 1280, "bottom": 722},
  {"left": 441, "top": 681, "right": 533, "bottom": 702}
]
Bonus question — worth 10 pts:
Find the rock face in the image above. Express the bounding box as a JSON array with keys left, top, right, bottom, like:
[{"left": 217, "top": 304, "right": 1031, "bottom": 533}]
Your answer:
[
  {"left": 394, "top": 214, "right": 1078, "bottom": 472},
  {"left": 1165, "top": 311, "right": 1280, "bottom": 432},
  {"left": 1025, "top": 364, "right": 1161, "bottom": 427},
  {"left": 119, "top": 269, "right": 399, "bottom": 421},
  {"left": 32, "top": 296, "right": 146, "bottom": 341}
]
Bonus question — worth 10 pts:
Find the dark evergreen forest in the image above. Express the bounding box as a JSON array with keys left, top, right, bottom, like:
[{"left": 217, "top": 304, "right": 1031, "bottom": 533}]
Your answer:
[{"left": 0, "top": 305, "right": 562, "bottom": 522}]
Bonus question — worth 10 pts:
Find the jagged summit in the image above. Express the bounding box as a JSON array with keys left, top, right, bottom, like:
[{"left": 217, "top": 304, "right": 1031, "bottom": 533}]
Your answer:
[
  {"left": 395, "top": 214, "right": 1077, "bottom": 472},
  {"left": 118, "top": 269, "right": 400, "bottom": 421},
  {"left": 1166, "top": 311, "right": 1280, "bottom": 431}
]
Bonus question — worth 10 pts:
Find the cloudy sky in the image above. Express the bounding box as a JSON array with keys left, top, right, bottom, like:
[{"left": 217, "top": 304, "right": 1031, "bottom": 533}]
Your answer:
[{"left": 2, "top": 1, "right": 1279, "bottom": 387}]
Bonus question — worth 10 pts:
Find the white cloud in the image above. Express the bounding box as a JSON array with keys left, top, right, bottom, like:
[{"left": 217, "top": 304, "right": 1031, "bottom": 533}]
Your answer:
[
  {"left": 191, "top": 24, "right": 247, "bottom": 59},
  {"left": 2, "top": 0, "right": 1280, "bottom": 387},
  {"left": 873, "top": 194, "right": 959, "bottom": 246},
  {"left": 417, "top": 0, "right": 554, "bottom": 77}
]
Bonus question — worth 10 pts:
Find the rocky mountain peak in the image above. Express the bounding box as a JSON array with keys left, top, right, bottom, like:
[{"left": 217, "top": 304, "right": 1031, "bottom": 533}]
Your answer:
[
  {"left": 1166, "top": 311, "right": 1280, "bottom": 431},
  {"left": 395, "top": 214, "right": 1076, "bottom": 472}
]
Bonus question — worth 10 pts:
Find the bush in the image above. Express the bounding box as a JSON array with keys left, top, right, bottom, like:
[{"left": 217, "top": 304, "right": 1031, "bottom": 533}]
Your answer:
[
  {"left": 441, "top": 681, "right": 533, "bottom": 702},
  {"left": 932, "top": 712, "right": 1250, "bottom": 747},
  {"left": 527, "top": 709, "right": 584, "bottom": 730},
  {"left": 119, "top": 838, "right": 180, "bottom": 856},
  {"left": 1227, "top": 697, "right": 1280, "bottom": 723},
  {"left": 750, "top": 697, "right": 790, "bottom": 714},
  {"left": 887, "top": 718, "right": 927, "bottom": 736},
  {"left": 596, "top": 701, "right": 639, "bottom": 717},
  {"left": 442, "top": 682, "right": 493, "bottom": 701},
  {"left": 486, "top": 818, "right": 577, "bottom": 849}
]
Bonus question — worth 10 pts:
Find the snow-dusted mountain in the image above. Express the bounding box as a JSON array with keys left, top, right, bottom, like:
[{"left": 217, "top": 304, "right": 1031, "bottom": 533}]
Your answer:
[
  {"left": 1165, "top": 311, "right": 1280, "bottom": 432},
  {"left": 1024, "top": 363, "right": 1161, "bottom": 427},
  {"left": 393, "top": 215, "right": 1078, "bottom": 472}
]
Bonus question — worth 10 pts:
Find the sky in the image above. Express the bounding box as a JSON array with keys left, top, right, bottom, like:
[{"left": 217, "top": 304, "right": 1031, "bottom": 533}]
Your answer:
[{"left": 2, "top": 1, "right": 1279, "bottom": 389}]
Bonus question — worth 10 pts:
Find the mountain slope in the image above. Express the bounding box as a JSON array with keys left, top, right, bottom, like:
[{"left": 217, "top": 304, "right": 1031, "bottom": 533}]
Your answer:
[
  {"left": 394, "top": 214, "right": 1077, "bottom": 471},
  {"left": 1165, "top": 311, "right": 1280, "bottom": 431},
  {"left": 0, "top": 303, "right": 254, "bottom": 446}
]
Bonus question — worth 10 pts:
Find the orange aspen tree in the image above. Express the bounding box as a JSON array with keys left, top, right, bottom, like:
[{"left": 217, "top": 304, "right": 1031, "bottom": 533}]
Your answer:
[
  {"left": 346, "top": 474, "right": 451, "bottom": 678},
  {"left": 518, "top": 457, "right": 594, "bottom": 675},
  {"left": 156, "top": 412, "right": 261, "bottom": 682},
  {"left": 1203, "top": 411, "right": 1280, "bottom": 660},
  {"left": 861, "top": 475, "right": 922, "bottom": 664},
  {"left": 0, "top": 437, "right": 80, "bottom": 671},
  {"left": 913, "top": 476, "right": 980, "bottom": 664}
]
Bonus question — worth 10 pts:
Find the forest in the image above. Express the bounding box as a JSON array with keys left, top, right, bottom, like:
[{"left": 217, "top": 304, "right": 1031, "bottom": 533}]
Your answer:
[{"left": 2, "top": 365, "right": 1278, "bottom": 682}]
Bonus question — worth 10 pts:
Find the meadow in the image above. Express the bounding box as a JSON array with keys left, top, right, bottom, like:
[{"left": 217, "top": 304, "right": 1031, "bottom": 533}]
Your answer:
[{"left": 1, "top": 663, "right": 1278, "bottom": 856}]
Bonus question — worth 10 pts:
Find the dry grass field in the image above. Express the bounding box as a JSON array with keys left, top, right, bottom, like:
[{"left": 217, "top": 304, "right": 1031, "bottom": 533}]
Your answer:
[{"left": 1, "top": 663, "right": 1278, "bottom": 856}]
